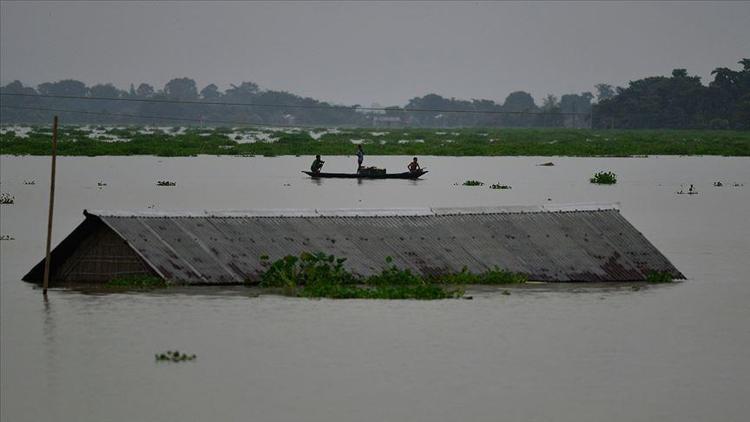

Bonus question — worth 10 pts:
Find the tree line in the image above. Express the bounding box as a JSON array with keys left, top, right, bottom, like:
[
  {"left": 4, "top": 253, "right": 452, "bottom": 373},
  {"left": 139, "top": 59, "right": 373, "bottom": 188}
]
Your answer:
[{"left": 1, "top": 58, "right": 747, "bottom": 129}]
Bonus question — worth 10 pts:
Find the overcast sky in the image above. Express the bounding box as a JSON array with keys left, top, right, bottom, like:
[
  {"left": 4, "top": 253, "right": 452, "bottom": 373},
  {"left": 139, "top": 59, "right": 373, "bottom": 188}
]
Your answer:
[{"left": 1, "top": 1, "right": 748, "bottom": 106}]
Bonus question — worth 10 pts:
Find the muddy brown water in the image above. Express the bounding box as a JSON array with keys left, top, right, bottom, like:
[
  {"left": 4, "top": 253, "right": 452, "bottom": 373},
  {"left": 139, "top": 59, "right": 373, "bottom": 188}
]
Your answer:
[{"left": 1, "top": 155, "right": 749, "bottom": 422}]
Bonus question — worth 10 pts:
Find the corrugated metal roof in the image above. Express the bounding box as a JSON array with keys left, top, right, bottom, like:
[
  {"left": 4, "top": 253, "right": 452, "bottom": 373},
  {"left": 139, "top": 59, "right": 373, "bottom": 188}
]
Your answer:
[{"left": 24, "top": 205, "right": 684, "bottom": 284}]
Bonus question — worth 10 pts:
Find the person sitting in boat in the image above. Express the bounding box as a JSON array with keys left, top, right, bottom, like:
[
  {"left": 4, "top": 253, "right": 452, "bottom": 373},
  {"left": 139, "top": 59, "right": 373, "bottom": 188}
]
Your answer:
[
  {"left": 311, "top": 155, "right": 325, "bottom": 174},
  {"left": 356, "top": 145, "right": 364, "bottom": 172},
  {"left": 407, "top": 157, "right": 421, "bottom": 173}
]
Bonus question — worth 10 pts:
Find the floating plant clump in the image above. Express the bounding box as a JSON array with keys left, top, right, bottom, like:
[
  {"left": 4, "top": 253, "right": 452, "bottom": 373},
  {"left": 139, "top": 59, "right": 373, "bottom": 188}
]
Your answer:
[
  {"left": 257, "top": 252, "right": 526, "bottom": 299},
  {"left": 462, "top": 180, "right": 484, "bottom": 186},
  {"left": 489, "top": 184, "right": 512, "bottom": 190},
  {"left": 590, "top": 171, "right": 617, "bottom": 184},
  {"left": 156, "top": 180, "right": 176, "bottom": 186},
  {"left": 155, "top": 350, "right": 196, "bottom": 362},
  {"left": 0, "top": 193, "right": 14, "bottom": 204},
  {"left": 23, "top": 180, "right": 36, "bottom": 185},
  {"left": 0, "top": 234, "right": 14, "bottom": 241}
]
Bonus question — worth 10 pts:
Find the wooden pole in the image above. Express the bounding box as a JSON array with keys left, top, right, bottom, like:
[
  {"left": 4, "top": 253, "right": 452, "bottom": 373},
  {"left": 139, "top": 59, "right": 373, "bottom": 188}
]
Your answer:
[{"left": 42, "top": 116, "right": 58, "bottom": 295}]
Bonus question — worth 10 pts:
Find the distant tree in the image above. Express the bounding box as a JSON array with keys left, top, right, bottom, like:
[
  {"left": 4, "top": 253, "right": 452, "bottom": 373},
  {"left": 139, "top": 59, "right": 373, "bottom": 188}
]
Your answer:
[
  {"left": 164, "top": 77, "right": 198, "bottom": 100},
  {"left": 0, "top": 81, "right": 42, "bottom": 123},
  {"left": 502, "top": 91, "right": 537, "bottom": 127},
  {"left": 37, "top": 79, "right": 88, "bottom": 97},
  {"left": 89, "top": 83, "right": 121, "bottom": 98},
  {"left": 594, "top": 67, "right": 709, "bottom": 128},
  {"left": 128, "top": 84, "right": 136, "bottom": 97},
  {"left": 200, "top": 83, "right": 221, "bottom": 100},
  {"left": 541, "top": 94, "right": 559, "bottom": 111},
  {"left": 406, "top": 93, "right": 480, "bottom": 126},
  {"left": 595, "top": 84, "right": 615, "bottom": 103},
  {"left": 224, "top": 82, "right": 260, "bottom": 100},
  {"left": 503, "top": 91, "right": 536, "bottom": 111},
  {"left": 672, "top": 69, "right": 689, "bottom": 78},
  {"left": 87, "top": 83, "right": 125, "bottom": 119},
  {"left": 560, "top": 93, "right": 593, "bottom": 128},
  {"left": 135, "top": 83, "right": 155, "bottom": 98},
  {"left": 538, "top": 94, "right": 563, "bottom": 127}
]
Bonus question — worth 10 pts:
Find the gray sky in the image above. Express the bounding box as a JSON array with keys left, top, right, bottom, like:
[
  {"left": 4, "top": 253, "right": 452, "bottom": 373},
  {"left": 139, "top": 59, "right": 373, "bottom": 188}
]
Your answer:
[{"left": 1, "top": 1, "right": 748, "bottom": 106}]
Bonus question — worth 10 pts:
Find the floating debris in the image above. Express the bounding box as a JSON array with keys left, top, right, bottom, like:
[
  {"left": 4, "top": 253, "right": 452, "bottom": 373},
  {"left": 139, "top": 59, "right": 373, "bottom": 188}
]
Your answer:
[
  {"left": 462, "top": 180, "right": 484, "bottom": 186},
  {"left": 23, "top": 180, "right": 36, "bottom": 185},
  {"left": 155, "top": 350, "right": 196, "bottom": 363},
  {"left": 676, "top": 184, "right": 698, "bottom": 195},
  {"left": 0, "top": 234, "right": 15, "bottom": 241},
  {"left": 590, "top": 171, "right": 617, "bottom": 184},
  {"left": 501, "top": 290, "right": 511, "bottom": 296},
  {"left": 714, "top": 181, "right": 744, "bottom": 188},
  {"left": 97, "top": 181, "right": 107, "bottom": 187},
  {"left": 489, "top": 184, "right": 512, "bottom": 190},
  {"left": 156, "top": 181, "right": 176, "bottom": 187},
  {"left": 0, "top": 193, "right": 14, "bottom": 204},
  {"left": 537, "top": 162, "right": 555, "bottom": 166}
]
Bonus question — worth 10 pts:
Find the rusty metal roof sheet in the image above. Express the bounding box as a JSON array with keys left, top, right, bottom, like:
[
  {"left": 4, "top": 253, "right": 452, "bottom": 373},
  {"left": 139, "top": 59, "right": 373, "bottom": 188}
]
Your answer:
[{"left": 24, "top": 205, "right": 684, "bottom": 284}]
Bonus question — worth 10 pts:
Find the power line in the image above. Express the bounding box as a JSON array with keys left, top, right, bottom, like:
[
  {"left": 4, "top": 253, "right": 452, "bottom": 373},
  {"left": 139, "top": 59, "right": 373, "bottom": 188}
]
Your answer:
[
  {"left": 0, "top": 92, "right": 592, "bottom": 116},
  {"left": 0, "top": 105, "right": 324, "bottom": 128}
]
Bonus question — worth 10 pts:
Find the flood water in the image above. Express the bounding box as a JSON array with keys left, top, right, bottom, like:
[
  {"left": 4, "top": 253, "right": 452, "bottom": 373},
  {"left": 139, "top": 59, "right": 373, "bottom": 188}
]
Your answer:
[{"left": 1, "top": 155, "right": 749, "bottom": 422}]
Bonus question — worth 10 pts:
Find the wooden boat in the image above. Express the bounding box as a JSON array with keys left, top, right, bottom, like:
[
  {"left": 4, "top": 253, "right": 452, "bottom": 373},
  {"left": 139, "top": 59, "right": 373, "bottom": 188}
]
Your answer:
[{"left": 302, "top": 170, "right": 428, "bottom": 179}]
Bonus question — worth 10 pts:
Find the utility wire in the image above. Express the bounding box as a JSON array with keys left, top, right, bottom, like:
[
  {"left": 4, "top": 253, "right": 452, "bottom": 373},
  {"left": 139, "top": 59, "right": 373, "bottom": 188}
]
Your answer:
[{"left": 0, "top": 92, "right": 592, "bottom": 116}]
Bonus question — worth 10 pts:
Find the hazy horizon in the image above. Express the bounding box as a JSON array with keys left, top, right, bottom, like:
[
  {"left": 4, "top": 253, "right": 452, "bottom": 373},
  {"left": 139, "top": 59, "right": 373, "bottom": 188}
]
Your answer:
[{"left": 1, "top": 1, "right": 748, "bottom": 106}]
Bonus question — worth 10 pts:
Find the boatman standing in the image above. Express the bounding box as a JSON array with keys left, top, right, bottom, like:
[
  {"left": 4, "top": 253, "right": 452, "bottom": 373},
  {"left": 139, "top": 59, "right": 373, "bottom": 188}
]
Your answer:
[{"left": 356, "top": 144, "right": 364, "bottom": 172}]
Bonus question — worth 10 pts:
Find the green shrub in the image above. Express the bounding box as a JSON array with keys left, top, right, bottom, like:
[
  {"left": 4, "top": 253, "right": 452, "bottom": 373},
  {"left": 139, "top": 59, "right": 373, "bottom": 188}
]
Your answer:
[
  {"left": 259, "top": 252, "right": 356, "bottom": 295},
  {"left": 646, "top": 271, "right": 674, "bottom": 283},
  {"left": 478, "top": 267, "right": 528, "bottom": 284},
  {"left": 257, "top": 253, "right": 524, "bottom": 299},
  {"left": 590, "top": 171, "right": 617, "bottom": 184},
  {"left": 437, "top": 266, "right": 527, "bottom": 284}
]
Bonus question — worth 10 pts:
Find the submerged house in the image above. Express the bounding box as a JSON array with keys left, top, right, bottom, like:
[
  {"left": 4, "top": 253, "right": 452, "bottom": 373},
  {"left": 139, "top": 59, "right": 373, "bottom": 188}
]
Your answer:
[{"left": 23, "top": 205, "right": 684, "bottom": 285}]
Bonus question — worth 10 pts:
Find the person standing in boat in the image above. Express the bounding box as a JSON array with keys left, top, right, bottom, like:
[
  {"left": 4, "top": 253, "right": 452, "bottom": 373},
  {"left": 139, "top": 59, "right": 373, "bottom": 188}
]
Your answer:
[
  {"left": 311, "top": 155, "right": 325, "bottom": 174},
  {"left": 408, "top": 157, "right": 421, "bottom": 173},
  {"left": 356, "top": 144, "right": 364, "bottom": 172}
]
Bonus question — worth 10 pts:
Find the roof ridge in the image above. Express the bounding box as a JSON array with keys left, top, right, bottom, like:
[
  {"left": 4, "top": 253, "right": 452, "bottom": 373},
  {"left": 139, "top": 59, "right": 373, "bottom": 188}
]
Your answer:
[{"left": 85, "top": 203, "right": 620, "bottom": 218}]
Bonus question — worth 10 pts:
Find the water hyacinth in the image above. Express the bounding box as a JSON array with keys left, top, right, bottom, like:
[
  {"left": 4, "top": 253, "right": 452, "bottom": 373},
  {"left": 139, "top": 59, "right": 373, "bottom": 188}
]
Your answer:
[
  {"left": 590, "top": 171, "right": 617, "bottom": 184},
  {"left": 155, "top": 350, "right": 197, "bottom": 362},
  {"left": 256, "top": 252, "right": 526, "bottom": 300},
  {"left": 1, "top": 127, "right": 748, "bottom": 157},
  {"left": 0, "top": 193, "right": 15, "bottom": 204}
]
